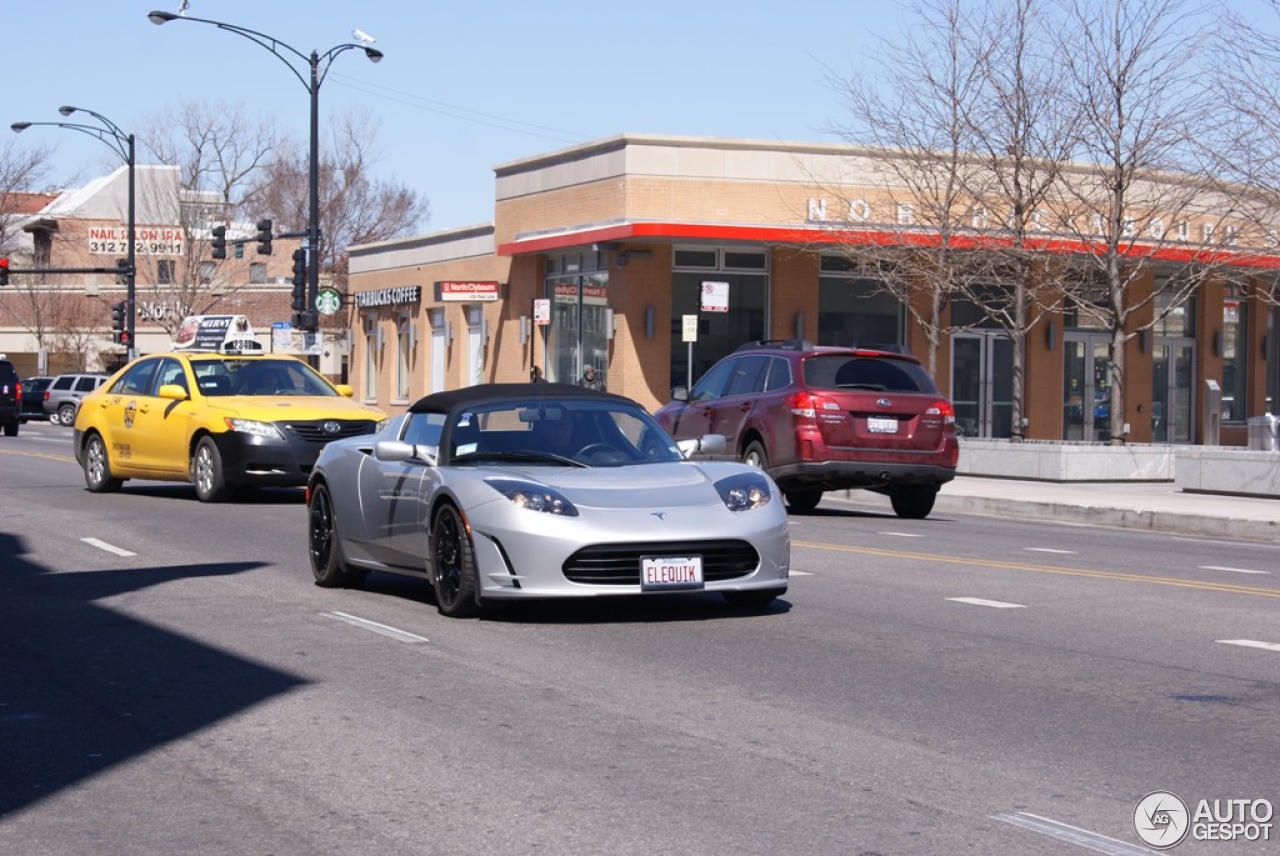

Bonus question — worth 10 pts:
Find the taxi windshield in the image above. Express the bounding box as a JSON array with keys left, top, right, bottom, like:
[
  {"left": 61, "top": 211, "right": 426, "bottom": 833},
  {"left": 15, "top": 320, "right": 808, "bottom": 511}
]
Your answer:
[{"left": 192, "top": 359, "right": 338, "bottom": 397}]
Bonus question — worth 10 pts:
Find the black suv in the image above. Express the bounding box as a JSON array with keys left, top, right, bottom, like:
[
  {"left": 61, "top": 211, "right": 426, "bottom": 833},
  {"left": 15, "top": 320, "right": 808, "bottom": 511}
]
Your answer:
[
  {"left": 0, "top": 358, "right": 20, "bottom": 436},
  {"left": 654, "top": 340, "right": 960, "bottom": 517}
]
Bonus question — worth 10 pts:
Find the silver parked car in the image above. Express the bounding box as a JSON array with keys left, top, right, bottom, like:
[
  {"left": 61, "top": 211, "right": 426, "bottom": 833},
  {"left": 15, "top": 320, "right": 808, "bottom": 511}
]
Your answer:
[
  {"left": 306, "top": 383, "right": 790, "bottom": 617},
  {"left": 43, "top": 372, "right": 109, "bottom": 426}
]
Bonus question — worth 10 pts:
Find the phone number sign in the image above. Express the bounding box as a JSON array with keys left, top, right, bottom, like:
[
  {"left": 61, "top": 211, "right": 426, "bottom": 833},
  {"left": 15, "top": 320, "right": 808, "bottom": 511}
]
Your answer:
[{"left": 88, "top": 226, "right": 184, "bottom": 256}]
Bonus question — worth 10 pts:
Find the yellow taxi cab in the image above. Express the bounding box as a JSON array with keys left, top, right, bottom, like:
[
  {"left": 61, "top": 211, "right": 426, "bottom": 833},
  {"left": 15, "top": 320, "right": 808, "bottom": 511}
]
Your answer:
[{"left": 72, "top": 316, "right": 387, "bottom": 502}]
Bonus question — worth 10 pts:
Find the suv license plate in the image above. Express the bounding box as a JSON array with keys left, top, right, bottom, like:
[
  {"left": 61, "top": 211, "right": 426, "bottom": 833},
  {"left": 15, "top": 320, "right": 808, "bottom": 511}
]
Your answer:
[
  {"left": 867, "top": 416, "right": 899, "bottom": 433},
  {"left": 641, "top": 556, "right": 704, "bottom": 591}
]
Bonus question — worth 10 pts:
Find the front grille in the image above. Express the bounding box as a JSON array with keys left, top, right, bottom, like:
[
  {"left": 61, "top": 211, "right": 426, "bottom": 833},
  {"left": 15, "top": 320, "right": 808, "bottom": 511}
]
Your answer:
[
  {"left": 284, "top": 419, "right": 379, "bottom": 444},
  {"left": 562, "top": 539, "right": 760, "bottom": 585}
]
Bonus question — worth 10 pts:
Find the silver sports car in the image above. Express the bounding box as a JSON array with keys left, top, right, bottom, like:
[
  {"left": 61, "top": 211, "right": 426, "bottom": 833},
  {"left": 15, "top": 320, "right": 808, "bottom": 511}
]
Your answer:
[{"left": 306, "top": 383, "right": 790, "bottom": 617}]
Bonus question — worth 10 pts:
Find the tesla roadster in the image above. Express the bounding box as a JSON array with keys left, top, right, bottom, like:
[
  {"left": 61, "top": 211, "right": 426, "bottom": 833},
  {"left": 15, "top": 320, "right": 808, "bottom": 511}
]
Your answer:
[{"left": 306, "top": 383, "right": 790, "bottom": 617}]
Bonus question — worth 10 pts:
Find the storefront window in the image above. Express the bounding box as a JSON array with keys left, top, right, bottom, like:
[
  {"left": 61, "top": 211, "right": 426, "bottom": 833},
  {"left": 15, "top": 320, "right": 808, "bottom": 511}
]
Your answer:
[
  {"left": 363, "top": 315, "right": 378, "bottom": 400},
  {"left": 669, "top": 246, "right": 768, "bottom": 390},
  {"left": 1222, "top": 291, "right": 1247, "bottom": 422},
  {"left": 818, "top": 256, "right": 902, "bottom": 347},
  {"left": 395, "top": 313, "right": 412, "bottom": 401}
]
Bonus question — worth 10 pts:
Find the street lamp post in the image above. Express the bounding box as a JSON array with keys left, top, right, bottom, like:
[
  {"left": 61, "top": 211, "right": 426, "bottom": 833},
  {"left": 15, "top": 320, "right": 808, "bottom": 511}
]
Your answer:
[
  {"left": 12, "top": 108, "right": 137, "bottom": 361},
  {"left": 148, "top": 10, "right": 383, "bottom": 362}
]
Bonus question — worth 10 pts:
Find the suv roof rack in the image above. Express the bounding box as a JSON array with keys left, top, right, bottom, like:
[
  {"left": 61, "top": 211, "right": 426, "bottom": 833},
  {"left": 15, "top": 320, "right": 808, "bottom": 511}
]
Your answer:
[{"left": 733, "top": 339, "right": 813, "bottom": 352}]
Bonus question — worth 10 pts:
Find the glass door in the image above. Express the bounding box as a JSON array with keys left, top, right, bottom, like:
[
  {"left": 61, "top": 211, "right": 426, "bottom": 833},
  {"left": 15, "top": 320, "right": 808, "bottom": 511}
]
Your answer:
[
  {"left": 1063, "top": 333, "right": 1112, "bottom": 442},
  {"left": 1152, "top": 339, "right": 1195, "bottom": 443},
  {"left": 950, "top": 332, "right": 1013, "bottom": 438}
]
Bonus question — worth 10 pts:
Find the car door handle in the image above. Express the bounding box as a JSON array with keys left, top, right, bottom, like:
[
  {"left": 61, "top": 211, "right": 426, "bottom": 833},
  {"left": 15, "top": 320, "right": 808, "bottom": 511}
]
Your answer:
[
  {"left": 700, "top": 406, "right": 713, "bottom": 416},
  {"left": 739, "top": 402, "right": 751, "bottom": 412}
]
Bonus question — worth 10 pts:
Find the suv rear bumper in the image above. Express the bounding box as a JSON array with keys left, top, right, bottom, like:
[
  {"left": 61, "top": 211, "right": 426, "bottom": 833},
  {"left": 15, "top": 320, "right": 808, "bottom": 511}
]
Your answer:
[{"left": 769, "top": 459, "right": 956, "bottom": 491}]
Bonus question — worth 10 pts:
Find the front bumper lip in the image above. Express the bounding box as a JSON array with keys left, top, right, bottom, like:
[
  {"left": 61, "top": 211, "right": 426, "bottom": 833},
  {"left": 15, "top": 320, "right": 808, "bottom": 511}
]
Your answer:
[{"left": 463, "top": 501, "right": 791, "bottom": 599}]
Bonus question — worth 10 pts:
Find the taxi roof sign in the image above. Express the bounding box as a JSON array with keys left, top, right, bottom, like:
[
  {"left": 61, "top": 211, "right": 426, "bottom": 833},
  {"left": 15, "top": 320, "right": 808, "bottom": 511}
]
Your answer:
[{"left": 172, "top": 315, "right": 264, "bottom": 353}]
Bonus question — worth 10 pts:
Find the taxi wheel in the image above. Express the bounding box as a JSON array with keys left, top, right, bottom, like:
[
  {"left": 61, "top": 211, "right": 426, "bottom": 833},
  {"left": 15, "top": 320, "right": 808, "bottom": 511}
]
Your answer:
[
  {"left": 309, "top": 483, "right": 366, "bottom": 588},
  {"left": 431, "top": 503, "right": 479, "bottom": 618},
  {"left": 192, "top": 436, "right": 231, "bottom": 503},
  {"left": 82, "top": 433, "right": 123, "bottom": 493}
]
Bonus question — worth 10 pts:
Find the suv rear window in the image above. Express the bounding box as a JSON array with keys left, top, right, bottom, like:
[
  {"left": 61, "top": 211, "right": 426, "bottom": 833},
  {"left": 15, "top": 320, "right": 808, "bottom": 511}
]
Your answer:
[{"left": 802, "top": 354, "right": 939, "bottom": 394}]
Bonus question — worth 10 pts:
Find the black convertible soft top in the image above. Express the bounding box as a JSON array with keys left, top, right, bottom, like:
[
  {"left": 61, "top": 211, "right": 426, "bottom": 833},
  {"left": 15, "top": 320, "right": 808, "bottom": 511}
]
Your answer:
[{"left": 407, "top": 382, "right": 632, "bottom": 414}]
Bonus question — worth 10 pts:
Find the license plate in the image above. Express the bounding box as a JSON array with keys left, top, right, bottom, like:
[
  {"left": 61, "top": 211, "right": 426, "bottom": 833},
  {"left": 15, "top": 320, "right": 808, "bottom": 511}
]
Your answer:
[
  {"left": 641, "top": 555, "right": 704, "bottom": 591},
  {"left": 867, "top": 416, "right": 899, "bottom": 433}
]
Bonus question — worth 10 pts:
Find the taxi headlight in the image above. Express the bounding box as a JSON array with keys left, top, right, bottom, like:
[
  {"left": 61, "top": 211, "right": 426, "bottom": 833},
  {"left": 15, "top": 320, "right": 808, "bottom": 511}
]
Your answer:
[
  {"left": 224, "top": 417, "right": 284, "bottom": 441},
  {"left": 485, "top": 478, "right": 579, "bottom": 516},
  {"left": 714, "top": 472, "right": 772, "bottom": 512}
]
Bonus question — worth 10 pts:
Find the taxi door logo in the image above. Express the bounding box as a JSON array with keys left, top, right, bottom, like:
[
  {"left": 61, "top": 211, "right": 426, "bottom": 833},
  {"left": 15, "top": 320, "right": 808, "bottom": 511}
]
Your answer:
[{"left": 1134, "top": 791, "right": 1190, "bottom": 849}]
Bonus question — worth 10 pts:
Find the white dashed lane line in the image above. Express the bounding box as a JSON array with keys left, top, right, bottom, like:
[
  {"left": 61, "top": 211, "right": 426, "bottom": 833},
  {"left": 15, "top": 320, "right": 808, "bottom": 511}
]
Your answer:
[
  {"left": 82, "top": 537, "right": 137, "bottom": 557},
  {"left": 324, "top": 611, "right": 429, "bottom": 644},
  {"left": 1218, "top": 639, "right": 1280, "bottom": 653},
  {"left": 1199, "top": 565, "right": 1270, "bottom": 575},
  {"left": 1024, "top": 547, "right": 1077, "bottom": 554},
  {"left": 947, "top": 597, "right": 1026, "bottom": 609},
  {"left": 878, "top": 531, "right": 924, "bottom": 538}
]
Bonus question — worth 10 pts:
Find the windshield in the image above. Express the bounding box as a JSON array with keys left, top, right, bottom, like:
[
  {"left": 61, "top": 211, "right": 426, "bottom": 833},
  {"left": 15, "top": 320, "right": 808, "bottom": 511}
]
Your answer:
[
  {"left": 447, "top": 399, "right": 682, "bottom": 467},
  {"left": 192, "top": 359, "right": 338, "bottom": 397}
]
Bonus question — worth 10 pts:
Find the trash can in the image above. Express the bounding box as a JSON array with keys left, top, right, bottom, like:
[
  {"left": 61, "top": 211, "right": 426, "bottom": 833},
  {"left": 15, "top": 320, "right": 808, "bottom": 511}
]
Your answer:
[{"left": 1247, "top": 413, "right": 1279, "bottom": 450}]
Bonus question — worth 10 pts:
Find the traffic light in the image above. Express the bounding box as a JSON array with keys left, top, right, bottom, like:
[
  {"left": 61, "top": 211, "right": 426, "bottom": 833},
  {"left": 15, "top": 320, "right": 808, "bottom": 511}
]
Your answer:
[
  {"left": 290, "top": 249, "right": 307, "bottom": 311},
  {"left": 255, "top": 219, "right": 273, "bottom": 255},
  {"left": 110, "top": 301, "right": 126, "bottom": 344},
  {"left": 115, "top": 259, "right": 129, "bottom": 285},
  {"left": 211, "top": 225, "right": 227, "bottom": 260},
  {"left": 0, "top": 257, "right": 9, "bottom": 286}
]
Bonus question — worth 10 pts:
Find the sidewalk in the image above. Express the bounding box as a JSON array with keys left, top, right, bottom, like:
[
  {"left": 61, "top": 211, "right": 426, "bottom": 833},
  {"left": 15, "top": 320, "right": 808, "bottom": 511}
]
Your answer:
[{"left": 829, "top": 477, "right": 1280, "bottom": 544}]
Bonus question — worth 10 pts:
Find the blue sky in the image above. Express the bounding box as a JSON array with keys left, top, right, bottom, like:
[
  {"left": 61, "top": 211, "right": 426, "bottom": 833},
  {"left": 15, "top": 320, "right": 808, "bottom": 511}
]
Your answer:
[
  {"left": 8, "top": 1, "right": 873, "bottom": 232},
  {"left": 9, "top": 1, "right": 1276, "bottom": 235}
]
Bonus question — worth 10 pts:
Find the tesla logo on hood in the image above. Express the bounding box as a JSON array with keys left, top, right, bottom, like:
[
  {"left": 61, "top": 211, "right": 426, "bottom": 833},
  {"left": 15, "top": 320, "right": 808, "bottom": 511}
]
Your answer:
[
  {"left": 877, "top": 398, "right": 892, "bottom": 408},
  {"left": 323, "top": 421, "right": 342, "bottom": 434},
  {"left": 651, "top": 512, "right": 667, "bottom": 520}
]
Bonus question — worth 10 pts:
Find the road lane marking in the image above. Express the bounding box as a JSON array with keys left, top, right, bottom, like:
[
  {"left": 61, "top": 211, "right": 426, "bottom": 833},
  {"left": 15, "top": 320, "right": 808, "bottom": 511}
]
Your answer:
[
  {"left": 992, "top": 811, "right": 1153, "bottom": 855},
  {"left": 790, "top": 539, "right": 1280, "bottom": 600},
  {"left": 1218, "top": 639, "right": 1280, "bottom": 653},
  {"left": 324, "top": 611, "right": 429, "bottom": 644},
  {"left": 789, "top": 570, "right": 814, "bottom": 576},
  {"left": 947, "top": 597, "right": 1025, "bottom": 609},
  {"left": 1199, "top": 565, "right": 1270, "bottom": 575},
  {"left": 1025, "top": 547, "right": 1077, "bottom": 554},
  {"left": 879, "top": 531, "right": 924, "bottom": 538},
  {"left": 81, "top": 537, "right": 136, "bottom": 557}
]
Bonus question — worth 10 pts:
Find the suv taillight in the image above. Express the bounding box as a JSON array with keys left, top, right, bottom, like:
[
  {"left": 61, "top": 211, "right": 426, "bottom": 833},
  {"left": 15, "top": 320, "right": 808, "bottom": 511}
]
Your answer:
[
  {"left": 926, "top": 400, "right": 956, "bottom": 425},
  {"left": 788, "top": 391, "right": 817, "bottom": 419},
  {"left": 43, "top": 390, "right": 50, "bottom": 402}
]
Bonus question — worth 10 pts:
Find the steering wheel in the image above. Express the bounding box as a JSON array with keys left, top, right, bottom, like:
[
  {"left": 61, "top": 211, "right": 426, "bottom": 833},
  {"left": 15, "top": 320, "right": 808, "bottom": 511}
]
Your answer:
[{"left": 576, "top": 442, "right": 623, "bottom": 462}]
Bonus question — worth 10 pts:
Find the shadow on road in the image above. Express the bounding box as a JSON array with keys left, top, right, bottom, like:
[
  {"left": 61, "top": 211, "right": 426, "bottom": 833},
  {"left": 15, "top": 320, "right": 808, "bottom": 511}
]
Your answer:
[{"left": 0, "top": 531, "right": 305, "bottom": 818}]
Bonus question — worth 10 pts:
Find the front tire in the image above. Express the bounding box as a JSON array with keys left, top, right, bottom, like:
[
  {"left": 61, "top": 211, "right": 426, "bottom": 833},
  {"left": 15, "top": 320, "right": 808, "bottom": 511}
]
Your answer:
[
  {"left": 309, "top": 483, "right": 367, "bottom": 588},
  {"left": 3, "top": 421, "right": 16, "bottom": 437},
  {"left": 742, "top": 440, "right": 769, "bottom": 470},
  {"left": 784, "top": 489, "right": 822, "bottom": 513},
  {"left": 82, "top": 433, "right": 123, "bottom": 492},
  {"left": 431, "top": 503, "right": 479, "bottom": 618},
  {"left": 192, "top": 436, "right": 231, "bottom": 502},
  {"left": 890, "top": 484, "right": 938, "bottom": 519}
]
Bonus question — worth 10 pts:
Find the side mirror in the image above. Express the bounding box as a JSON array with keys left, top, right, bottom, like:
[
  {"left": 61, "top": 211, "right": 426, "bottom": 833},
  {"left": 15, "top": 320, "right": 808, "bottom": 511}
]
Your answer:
[
  {"left": 374, "top": 440, "right": 436, "bottom": 466},
  {"left": 334, "top": 384, "right": 355, "bottom": 398},
  {"left": 672, "top": 386, "right": 689, "bottom": 402},
  {"left": 157, "top": 383, "right": 189, "bottom": 401}
]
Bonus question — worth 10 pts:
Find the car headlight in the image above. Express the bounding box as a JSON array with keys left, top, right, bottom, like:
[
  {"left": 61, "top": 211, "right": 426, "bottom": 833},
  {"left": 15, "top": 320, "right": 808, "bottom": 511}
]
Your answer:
[
  {"left": 714, "top": 472, "right": 773, "bottom": 512},
  {"left": 485, "top": 478, "right": 579, "bottom": 516},
  {"left": 223, "top": 417, "right": 285, "bottom": 441}
]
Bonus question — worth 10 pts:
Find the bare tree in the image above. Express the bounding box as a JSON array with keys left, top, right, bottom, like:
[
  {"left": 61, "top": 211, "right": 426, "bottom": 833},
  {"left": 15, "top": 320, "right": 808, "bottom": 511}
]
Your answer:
[
  {"left": 135, "top": 101, "right": 283, "bottom": 336},
  {"left": 0, "top": 138, "right": 55, "bottom": 255},
  {"left": 1049, "top": 0, "right": 1235, "bottom": 443},
  {"left": 823, "top": 0, "right": 995, "bottom": 379}
]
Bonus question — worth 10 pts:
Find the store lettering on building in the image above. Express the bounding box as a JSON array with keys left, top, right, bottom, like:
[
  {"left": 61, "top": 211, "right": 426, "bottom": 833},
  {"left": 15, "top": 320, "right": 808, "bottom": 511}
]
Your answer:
[{"left": 88, "top": 226, "right": 184, "bottom": 256}]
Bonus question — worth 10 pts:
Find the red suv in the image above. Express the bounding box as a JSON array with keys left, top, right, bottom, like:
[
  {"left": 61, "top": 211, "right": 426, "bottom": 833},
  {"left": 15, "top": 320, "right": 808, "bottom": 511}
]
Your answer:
[{"left": 654, "top": 340, "right": 959, "bottom": 517}]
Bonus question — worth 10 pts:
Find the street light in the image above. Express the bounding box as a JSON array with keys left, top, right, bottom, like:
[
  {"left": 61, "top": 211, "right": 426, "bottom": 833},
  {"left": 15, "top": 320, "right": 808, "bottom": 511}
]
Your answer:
[
  {"left": 12, "top": 107, "right": 138, "bottom": 360},
  {"left": 148, "top": 9, "right": 383, "bottom": 349}
]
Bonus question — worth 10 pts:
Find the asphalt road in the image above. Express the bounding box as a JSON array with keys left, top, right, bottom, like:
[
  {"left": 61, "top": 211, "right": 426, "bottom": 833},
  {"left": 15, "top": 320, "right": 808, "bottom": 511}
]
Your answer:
[{"left": 2, "top": 422, "right": 1278, "bottom": 855}]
